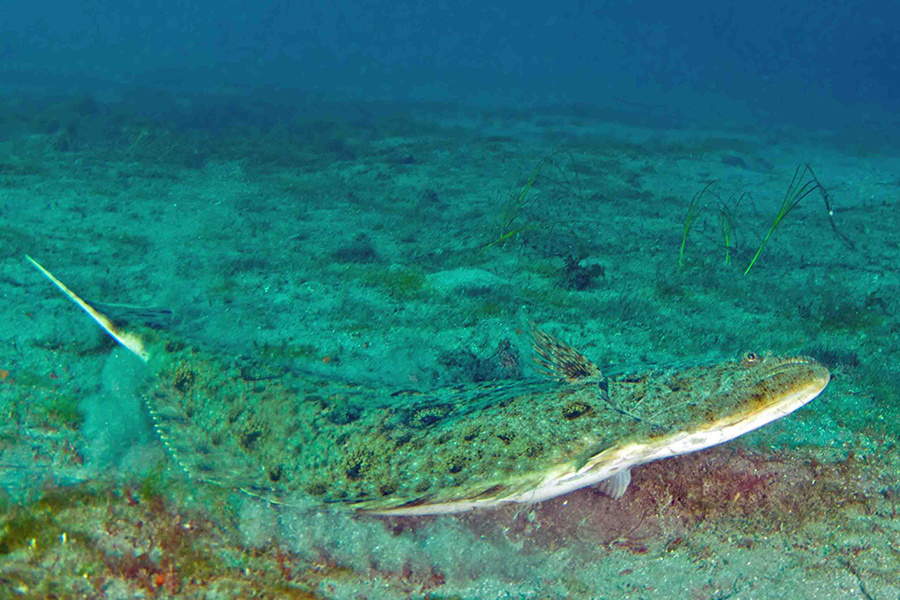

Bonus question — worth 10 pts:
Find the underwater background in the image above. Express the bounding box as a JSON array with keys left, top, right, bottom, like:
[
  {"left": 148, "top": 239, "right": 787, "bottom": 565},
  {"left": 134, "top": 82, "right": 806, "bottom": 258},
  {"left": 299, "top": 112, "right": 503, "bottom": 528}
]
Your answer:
[{"left": 1, "top": 1, "right": 898, "bottom": 598}]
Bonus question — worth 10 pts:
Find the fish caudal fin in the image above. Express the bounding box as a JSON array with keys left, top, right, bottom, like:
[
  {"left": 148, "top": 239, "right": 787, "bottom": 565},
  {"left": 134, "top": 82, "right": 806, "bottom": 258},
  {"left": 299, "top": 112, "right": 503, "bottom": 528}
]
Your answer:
[{"left": 26, "top": 256, "right": 150, "bottom": 362}]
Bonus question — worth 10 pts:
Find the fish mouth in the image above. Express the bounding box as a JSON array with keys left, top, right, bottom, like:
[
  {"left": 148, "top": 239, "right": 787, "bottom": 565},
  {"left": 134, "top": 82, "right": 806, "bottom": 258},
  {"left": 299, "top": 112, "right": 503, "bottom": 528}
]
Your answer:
[
  {"left": 672, "top": 357, "right": 829, "bottom": 455},
  {"left": 583, "top": 357, "right": 830, "bottom": 471},
  {"left": 739, "top": 357, "right": 830, "bottom": 419},
  {"left": 758, "top": 355, "right": 830, "bottom": 383}
]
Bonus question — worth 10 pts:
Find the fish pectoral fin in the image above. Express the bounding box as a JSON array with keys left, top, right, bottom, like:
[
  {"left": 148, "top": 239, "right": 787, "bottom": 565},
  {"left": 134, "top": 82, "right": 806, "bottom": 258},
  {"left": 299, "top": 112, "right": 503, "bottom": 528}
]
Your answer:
[{"left": 595, "top": 469, "right": 632, "bottom": 499}]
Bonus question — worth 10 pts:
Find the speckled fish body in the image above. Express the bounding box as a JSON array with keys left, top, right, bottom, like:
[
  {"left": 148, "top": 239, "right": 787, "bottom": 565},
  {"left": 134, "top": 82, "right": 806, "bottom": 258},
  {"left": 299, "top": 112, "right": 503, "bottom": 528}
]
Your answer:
[{"left": 27, "top": 257, "right": 830, "bottom": 515}]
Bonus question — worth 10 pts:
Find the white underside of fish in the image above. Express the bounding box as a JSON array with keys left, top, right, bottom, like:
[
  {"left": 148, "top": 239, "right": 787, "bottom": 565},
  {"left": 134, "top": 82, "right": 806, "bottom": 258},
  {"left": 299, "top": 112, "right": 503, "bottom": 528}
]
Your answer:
[{"left": 370, "top": 377, "right": 826, "bottom": 515}]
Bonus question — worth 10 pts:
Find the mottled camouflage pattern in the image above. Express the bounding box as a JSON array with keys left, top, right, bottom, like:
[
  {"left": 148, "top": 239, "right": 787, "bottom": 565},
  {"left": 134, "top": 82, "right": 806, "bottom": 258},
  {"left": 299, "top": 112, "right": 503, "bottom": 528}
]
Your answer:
[
  {"left": 27, "top": 256, "right": 828, "bottom": 514},
  {"left": 139, "top": 326, "right": 826, "bottom": 512}
]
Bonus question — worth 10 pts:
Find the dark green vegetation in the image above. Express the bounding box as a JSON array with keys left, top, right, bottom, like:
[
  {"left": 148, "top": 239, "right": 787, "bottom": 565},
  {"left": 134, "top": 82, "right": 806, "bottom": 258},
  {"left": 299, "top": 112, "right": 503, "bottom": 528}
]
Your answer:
[
  {"left": 676, "top": 163, "right": 853, "bottom": 274},
  {"left": 0, "top": 481, "right": 335, "bottom": 598},
  {"left": 679, "top": 180, "right": 716, "bottom": 268},
  {"left": 744, "top": 164, "right": 825, "bottom": 274}
]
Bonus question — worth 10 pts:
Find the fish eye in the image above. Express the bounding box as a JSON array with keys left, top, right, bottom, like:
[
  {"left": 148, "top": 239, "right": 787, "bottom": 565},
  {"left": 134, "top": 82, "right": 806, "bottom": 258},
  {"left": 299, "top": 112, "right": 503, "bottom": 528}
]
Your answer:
[{"left": 743, "top": 351, "right": 760, "bottom": 364}]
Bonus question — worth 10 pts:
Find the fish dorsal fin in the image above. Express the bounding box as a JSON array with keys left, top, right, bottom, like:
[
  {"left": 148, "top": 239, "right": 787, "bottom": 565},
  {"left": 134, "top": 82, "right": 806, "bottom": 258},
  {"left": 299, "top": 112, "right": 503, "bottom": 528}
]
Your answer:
[
  {"left": 26, "top": 256, "right": 150, "bottom": 362},
  {"left": 528, "top": 320, "right": 602, "bottom": 382}
]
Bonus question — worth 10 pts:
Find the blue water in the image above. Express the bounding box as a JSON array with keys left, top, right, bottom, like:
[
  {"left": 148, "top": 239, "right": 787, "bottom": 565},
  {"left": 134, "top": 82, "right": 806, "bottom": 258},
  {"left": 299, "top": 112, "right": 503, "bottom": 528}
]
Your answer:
[
  {"left": 2, "top": 1, "right": 898, "bottom": 133},
  {"left": 1, "top": 1, "right": 898, "bottom": 598}
]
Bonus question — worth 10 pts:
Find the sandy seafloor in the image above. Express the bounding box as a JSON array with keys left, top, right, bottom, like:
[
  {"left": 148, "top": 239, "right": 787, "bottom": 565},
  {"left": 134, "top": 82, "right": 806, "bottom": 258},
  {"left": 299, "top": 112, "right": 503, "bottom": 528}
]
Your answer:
[{"left": 0, "top": 93, "right": 898, "bottom": 599}]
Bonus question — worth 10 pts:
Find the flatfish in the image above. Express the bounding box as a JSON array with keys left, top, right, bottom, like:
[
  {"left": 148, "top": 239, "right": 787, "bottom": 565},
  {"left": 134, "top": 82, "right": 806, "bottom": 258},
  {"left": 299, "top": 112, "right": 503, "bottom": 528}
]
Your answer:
[{"left": 27, "top": 256, "right": 829, "bottom": 515}]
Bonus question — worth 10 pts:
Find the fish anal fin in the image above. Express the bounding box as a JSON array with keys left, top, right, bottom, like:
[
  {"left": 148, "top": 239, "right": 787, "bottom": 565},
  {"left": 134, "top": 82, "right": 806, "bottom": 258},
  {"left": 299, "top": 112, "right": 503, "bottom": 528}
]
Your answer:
[{"left": 529, "top": 321, "right": 601, "bottom": 382}]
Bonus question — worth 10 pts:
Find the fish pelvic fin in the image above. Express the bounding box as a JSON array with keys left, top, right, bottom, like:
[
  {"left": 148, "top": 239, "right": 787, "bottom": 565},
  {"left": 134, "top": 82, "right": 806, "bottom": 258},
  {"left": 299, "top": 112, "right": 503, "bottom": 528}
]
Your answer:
[{"left": 26, "top": 255, "right": 150, "bottom": 363}]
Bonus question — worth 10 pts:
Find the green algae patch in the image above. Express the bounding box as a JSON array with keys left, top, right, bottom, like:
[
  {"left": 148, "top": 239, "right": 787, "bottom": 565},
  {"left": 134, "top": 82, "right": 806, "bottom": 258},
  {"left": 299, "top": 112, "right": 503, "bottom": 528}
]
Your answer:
[
  {"left": 0, "top": 485, "right": 106, "bottom": 558},
  {"left": 41, "top": 394, "right": 84, "bottom": 430},
  {"left": 362, "top": 265, "right": 427, "bottom": 299},
  {"left": 0, "top": 482, "right": 332, "bottom": 598},
  {"left": 0, "top": 505, "right": 62, "bottom": 556}
]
